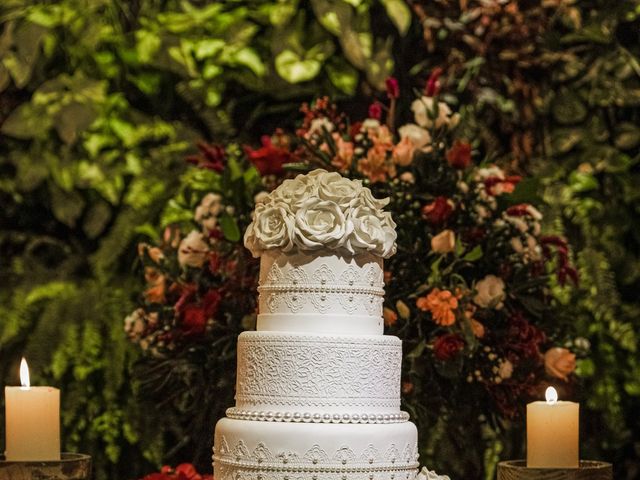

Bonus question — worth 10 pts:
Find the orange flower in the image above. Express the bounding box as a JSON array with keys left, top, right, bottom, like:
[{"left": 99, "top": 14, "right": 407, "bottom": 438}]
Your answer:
[
  {"left": 331, "top": 136, "right": 354, "bottom": 172},
  {"left": 144, "top": 269, "right": 166, "bottom": 304},
  {"left": 357, "top": 144, "right": 396, "bottom": 183},
  {"left": 416, "top": 288, "right": 458, "bottom": 326},
  {"left": 470, "top": 319, "right": 485, "bottom": 338},
  {"left": 383, "top": 307, "right": 398, "bottom": 327}
]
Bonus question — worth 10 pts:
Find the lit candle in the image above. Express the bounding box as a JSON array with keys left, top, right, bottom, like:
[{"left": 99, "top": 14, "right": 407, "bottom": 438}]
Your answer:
[
  {"left": 527, "top": 386, "right": 579, "bottom": 468},
  {"left": 4, "top": 358, "right": 60, "bottom": 461}
]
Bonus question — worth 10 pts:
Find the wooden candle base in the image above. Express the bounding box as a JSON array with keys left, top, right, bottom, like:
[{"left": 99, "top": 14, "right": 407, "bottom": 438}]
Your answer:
[
  {"left": 498, "top": 460, "right": 612, "bottom": 480},
  {"left": 0, "top": 453, "right": 91, "bottom": 480}
]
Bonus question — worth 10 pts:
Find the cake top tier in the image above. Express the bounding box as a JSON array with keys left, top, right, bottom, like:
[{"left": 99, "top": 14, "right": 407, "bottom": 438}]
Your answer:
[{"left": 244, "top": 169, "right": 397, "bottom": 259}]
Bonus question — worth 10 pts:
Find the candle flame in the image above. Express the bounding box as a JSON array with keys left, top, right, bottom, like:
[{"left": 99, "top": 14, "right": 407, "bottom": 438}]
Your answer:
[
  {"left": 20, "top": 357, "right": 30, "bottom": 389},
  {"left": 545, "top": 386, "right": 558, "bottom": 405}
]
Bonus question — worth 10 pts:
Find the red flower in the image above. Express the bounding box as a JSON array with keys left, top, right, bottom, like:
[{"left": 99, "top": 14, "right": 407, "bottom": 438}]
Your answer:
[
  {"left": 506, "top": 312, "right": 545, "bottom": 362},
  {"left": 484, "top": 175, "right": 522, "bottom": 195},
  {"left": 422, "top": 196, "right": 454, "bottom": 225},
  {"left": 349, "top": 121, "right": 363, "bottom": 139},
  {"left": 141, "top": 464, "right": 212, "bottom": 480},
  {"left": 425, "top": 67, "right": 443, "bottom": 97},
  {"left": 185, "top": 142, "right": 226, "bottom": 172},
  {"left": 368, "top": 102, "right": 382, "bottom": 120},
  {"left": 244, "top": 135, "right": 294, "bottom": 176},
  {"left": 176, "top": 289, "right": 222, "bottom": 337},
  {"left": 446, "top": 141, "right": 472, "bottom": 169},
  {"left": 433, "top": 334, "right": 465, "bottom": 361},
  {"left": 386, "top": 77, "right": 400, "bottom": 99}
]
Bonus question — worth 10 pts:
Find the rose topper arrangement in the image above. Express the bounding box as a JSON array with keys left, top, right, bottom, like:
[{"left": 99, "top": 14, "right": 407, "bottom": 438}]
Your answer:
[{"left": 243, "top": 169, "right": 397, "bottom": 259}]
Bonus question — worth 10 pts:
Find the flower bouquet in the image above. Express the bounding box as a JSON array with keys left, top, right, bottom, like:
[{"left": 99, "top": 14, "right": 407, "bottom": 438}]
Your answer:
[{"left": 127, "top": 74, "right": 578, "bottom": 474}]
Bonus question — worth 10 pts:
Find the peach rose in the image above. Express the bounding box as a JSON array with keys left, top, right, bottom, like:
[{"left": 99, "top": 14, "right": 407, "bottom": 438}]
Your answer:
[
  {"left": 431, "top": 229, "right": 456, "bottom": 254},
  {"left": 392, "top": 136, "right": 415, "bottom": 166},
  {"left": 470, "top": 319, "right": 485, "bottom": 338},
  {"left": 544, "top": 347, "right": 576, "bottom": 381}
]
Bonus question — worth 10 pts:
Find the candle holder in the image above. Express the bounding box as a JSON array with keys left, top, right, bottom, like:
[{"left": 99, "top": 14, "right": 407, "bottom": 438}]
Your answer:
[
  {"left": 0, "top": 453, "right": 91, "bottom": 480},
  {"left": 498, "top": 460, "right": 612, "bottom": 480}
]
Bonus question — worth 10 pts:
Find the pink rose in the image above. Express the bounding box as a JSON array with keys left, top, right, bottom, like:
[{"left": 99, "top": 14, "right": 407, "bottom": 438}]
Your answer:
[{"left": 544, "top": 347, "right": 576, "bottom": 381}]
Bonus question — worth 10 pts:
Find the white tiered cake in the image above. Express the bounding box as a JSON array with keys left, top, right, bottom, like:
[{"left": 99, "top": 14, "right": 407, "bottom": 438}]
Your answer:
[{"left": 213, "top": 170, "right": 420, "bottom": 480}]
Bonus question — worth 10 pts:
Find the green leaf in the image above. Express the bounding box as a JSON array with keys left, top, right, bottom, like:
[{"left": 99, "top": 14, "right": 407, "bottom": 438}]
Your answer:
[
  {"left": 232, "top": 48, "right": 266, "bottom": 77},
  {"left": 568, "top": 171, "right": 598, "bottom": 193},
  {"left": 463, "top": 245, "right": 483, "bottom": 262},
  {"left": 406, "top": 340, "right": 426, "bottom": 359},
  {"left": 326, "top": 59, "right": 358, "bottom": 94},
  {"left": 50, "top": 185, "right": 85, "bottom": 227},
  {"left": 83, "top": 201, "right": 112, "bottom": 239},
  {"left": 275, "top": 50, "right": 322, "bottom": 83},
  {"left": 311, "top": 0, "right": 352, "bottom": 36},
  {"left": 55, "top": 102, "right": 98, "bottom": 145},
  {"left": 194, "top": 39, "right": 225, "bottom": 60},
  {"left": 550, "top": 128, "right": 583, "bottom": 154},
  {"left": 219, "top": 212, "right": 241, "bottom": 242},
  {"left": 552, "top": 89, "right": 587, "bottom": 125},
  {"left": 135, "top": 30, "right": 161, "bottom": 63},
  {"left": 614, "top": 122, "right": 640, "bottom": 150},
  {"left": 380, "top": 0, "right": 411, "bottom": 36},
  {"left": 1, "top": 103, "right": 51, "bottom": 139},
  {"left": 506, "top": 177, "right": 542, "bottom": 204}
]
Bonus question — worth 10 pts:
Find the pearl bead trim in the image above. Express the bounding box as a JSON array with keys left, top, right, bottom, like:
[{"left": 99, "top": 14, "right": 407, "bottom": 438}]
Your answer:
[
  {"left": 225, "top": 408, "right": 410, "bottom": 424},
  {"left": 257, "top": 284, "right": 384, "bottom": 296}
]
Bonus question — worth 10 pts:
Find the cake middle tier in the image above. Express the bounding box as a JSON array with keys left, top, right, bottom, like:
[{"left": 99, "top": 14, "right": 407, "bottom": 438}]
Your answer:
[{"left": 235, "top": 331, "right": 402, "bottom": 416}]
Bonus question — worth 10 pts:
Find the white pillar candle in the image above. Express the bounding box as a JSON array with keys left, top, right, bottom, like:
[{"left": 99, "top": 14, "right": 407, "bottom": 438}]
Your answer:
[
  {"left": 4, "top": 358, "right": 60, "bottom": 461},
  {"left": 527, "top": 386, "right": 579, "bottom": 468}
]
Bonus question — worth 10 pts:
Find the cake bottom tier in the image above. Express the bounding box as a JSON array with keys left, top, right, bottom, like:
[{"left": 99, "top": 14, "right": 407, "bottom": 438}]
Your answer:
[{"left": 214, "top": 418, "right": 419, "bottom": 480}]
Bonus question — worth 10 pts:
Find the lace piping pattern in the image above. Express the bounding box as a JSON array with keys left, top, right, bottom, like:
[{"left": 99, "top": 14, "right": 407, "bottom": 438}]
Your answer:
[
  {"left": 236, "top": 333, "right": 402, "bottom": 410},
  {"left": 259, "top": 259, "right": 385, "bottom": 316},
  {"left": 213, "top": 437, "right": 419, "bottom": 480}
]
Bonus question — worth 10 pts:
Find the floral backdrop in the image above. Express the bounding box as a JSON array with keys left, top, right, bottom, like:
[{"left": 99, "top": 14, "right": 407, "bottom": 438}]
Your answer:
[{"left": 0, "top": 1, "right": 639, "bottom": 480}]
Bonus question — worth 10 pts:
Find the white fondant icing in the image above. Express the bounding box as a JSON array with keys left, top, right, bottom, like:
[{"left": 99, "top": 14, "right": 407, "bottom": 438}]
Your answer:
[
  {"left": 213, "top": 418, "right": 419, "bottom": 480},
  {"left": 258, "top": 250, "right": 385, "bottom": 335},
  {"left": 235, "top": 332, "right": 402, "bottom": 415}
]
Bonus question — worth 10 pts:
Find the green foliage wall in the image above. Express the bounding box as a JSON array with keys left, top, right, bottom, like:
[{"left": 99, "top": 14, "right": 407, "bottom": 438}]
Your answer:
[{"left": 0, "top": 1, "right": 409, "bottom": 478}]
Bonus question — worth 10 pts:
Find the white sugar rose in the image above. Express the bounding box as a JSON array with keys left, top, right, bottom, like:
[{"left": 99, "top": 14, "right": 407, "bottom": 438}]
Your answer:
[
  {"left": 178, "top": 230, "right": 210, "bottom": 268},
  {"left": 379, "top": 211, "right": 398, "bottom": 258},
  {"left": 359, "top": 186, "right": 390, "bottom": 210},
  {"left": 474, "top": 274, "right": 506, "bottom": 309},
  {"left": 294, "top": 199, "right": 349, "bottom": 249},
  {"left": 398, "top": 123, "right": 432, "bottom": 150},
  {"left": 316, "top": 172, "right": 362, "bottom": 210},
  {"left": 254, "top": 191, "right": 270, "bottom": 204},
  {"left": 270, "top": 177, "right": 317, "bottom": 211},
  {"left": 416, "top": 467, "right": 451, "bottom": 480},
  {"left": 348, "top": 206, "right": 386, "bottom": 253},
  {"left": 411, "top": 96, "right": 456, "bottom": 129},
  {"left": 244, "top": 202, "right": 295, "bottom": 257}
]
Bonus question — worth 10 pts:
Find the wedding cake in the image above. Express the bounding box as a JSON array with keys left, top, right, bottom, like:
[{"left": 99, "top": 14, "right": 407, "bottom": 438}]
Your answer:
[{"left": 213, "top": 169, "right": 420, "bottom": 480}]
